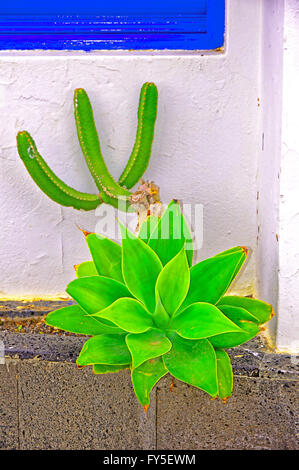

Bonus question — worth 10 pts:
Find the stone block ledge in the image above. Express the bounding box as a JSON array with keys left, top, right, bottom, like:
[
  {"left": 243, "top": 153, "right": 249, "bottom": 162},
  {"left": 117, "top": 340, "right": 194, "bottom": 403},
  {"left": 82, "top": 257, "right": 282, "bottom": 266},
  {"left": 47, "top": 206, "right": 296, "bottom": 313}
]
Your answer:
[{"left": 0, "top": 301, "right": 297, "bottom": 450}]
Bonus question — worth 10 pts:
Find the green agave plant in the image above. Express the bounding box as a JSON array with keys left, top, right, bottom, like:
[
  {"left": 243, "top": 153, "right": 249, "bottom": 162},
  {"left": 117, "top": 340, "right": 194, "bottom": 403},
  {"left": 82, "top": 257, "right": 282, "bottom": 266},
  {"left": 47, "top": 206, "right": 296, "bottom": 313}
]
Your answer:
[{"left": 45, "top": 200, "right": 274, "bottom": 412}]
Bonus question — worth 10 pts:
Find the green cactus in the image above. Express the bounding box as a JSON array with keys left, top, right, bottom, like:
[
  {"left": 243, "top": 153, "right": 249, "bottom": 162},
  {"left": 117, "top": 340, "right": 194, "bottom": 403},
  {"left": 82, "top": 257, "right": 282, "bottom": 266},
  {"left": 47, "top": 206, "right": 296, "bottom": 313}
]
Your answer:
[
  {"left": 45, "top": 200, "right": 274, "bottom": 412},
  {"left": 119, "top": 82, "right": 158, "bottom": 189},
  {"left": 17, "top": 83, "right": 158, "bottom": 212},
  {"left": 17, "top": 131, "right": 101, "bottom": 211}
]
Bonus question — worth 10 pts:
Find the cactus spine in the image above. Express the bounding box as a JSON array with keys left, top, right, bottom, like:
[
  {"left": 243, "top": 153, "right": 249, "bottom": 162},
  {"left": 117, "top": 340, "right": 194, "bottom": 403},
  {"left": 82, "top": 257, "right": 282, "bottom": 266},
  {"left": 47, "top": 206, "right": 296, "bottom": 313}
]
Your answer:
[{"left": 17, "top": 83, "right": 158, "bottom": 212}]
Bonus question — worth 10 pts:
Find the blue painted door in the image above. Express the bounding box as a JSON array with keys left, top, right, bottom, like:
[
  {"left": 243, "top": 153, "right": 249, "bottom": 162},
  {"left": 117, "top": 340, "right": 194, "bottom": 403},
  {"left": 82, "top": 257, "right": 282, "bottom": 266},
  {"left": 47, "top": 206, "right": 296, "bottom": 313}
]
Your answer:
[{"left": 0, "top": 0, "right": 225, "bottom": 50}]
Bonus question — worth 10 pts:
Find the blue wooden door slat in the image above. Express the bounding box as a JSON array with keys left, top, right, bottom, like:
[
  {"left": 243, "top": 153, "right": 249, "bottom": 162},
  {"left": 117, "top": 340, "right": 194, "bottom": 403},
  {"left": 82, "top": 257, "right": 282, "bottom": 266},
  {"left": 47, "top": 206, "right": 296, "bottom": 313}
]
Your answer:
[
  {"left": 0, "top": 1, "right": 225, "bottom": 51},
  {"left": 0, "top": 0, "right": 208, "bottom": 15}
]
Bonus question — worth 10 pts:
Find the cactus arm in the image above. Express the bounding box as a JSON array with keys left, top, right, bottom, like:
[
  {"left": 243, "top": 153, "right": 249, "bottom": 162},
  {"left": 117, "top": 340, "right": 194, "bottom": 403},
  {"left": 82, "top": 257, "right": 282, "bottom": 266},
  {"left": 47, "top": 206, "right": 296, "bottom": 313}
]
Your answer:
[
  {"left": 74, "top": 88, "right": 132, "bottom": 210},
  {"left": 17, "top": 131, "right": 101, "bottom": 211},
  {"left": 119, "top": 83, "right": 158, "bottom": 190}
]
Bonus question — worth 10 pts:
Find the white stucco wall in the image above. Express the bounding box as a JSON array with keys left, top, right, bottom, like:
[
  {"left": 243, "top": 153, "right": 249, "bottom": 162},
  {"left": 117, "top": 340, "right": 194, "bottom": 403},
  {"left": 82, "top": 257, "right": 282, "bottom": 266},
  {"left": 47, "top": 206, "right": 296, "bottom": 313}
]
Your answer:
[
  {"left": 257, "top": 0, "right": 299, "bottom": 352},
  {"left": 276, "top": 0, "right": 299, "bottom": 352},
  {"left": 0, "top": 0, "right": 262, "bottom": 300},
  {"left": 257, "top": 0, "right": 284, "bottom": 345}
]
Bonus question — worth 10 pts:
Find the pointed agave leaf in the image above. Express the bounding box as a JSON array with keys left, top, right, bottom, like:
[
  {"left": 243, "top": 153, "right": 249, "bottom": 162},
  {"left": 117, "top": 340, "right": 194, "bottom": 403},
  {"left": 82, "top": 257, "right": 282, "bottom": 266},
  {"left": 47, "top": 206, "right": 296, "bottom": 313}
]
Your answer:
[
  {"left": 216, "top": 349, "right": 233, "bottom": 400},
  {"left": 215, "top": 247, "right": 245, "bottom": 257},
  {"left": 45, "top": 304, "right": 119, "bottom": 335},
  {"left": 155, "top": 248, "right": 190, "bottom": 316},
  {"left": 126, "top": 328, "right": 172, "bottom": 369},
  {"left": 230, "top": 257, "right": 247, "bottom": 287},
  {"left": 66, "top": 276, "right": 132, "bottom": 317},
  {"left": 217, "top": 296, "right": 273, "bottom": 324},
  {"left": 86, "top": 233, "right": 124, "bottom": 283},
  {"left": 77, "top": 334, "right": 131, "bottom": 367},
  {"left": 131, "top": 357, "right": 168, "bottom": 408},
  {"left": 139, "top": 216, "right": 159, "bottom": 243},
  {"left": 215, "top": 247, "right": 247, "bottom": 289},
  {"left": 209, "top": 305, "right": 260, "bottom": 348},
  {"left": 163, "top": 333, "right": 218, "bottom": 397},
  {"left": 93, "top": 364, "right": 130, "bottom": 374},
  {"left": 152, "top": 294, "right": 170, "bottom": 330},
  {"left": 148, "top": 200, "right": 193, "bottom": 266},
  {"left": 219, "top": 304, "right": 259, "bottom": 323},
  {"left": 219, "top": 304, "right": 262, "bottom": 326},
  {"left": 209, "top": 323, "right": 259, "bottom": 349},
  {"left": 120, "top": 223, "right": 162, "bottom": 312},
  {"left": 93, "top": 298, "right": 154, "bottom": 334},
  {"left": 75, "top": 261, "right": 98, "bottom": 278},
  {"left": 171, "top": 302, "right": 244, "bottom": 340},
  {"left": 180, "top": 248, "right": 247, "bottom": 310}
]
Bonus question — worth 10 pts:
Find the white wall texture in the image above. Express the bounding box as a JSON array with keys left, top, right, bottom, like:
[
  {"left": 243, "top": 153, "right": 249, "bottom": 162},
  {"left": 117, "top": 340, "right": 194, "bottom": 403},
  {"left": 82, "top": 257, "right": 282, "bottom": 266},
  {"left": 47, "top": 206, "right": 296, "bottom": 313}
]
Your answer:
[
  {"left": 258, "top": 0, "right": 299, "bottom": 352},
  {"left": 276, "top": 0, "right": 299, "bottom": 352},
  {"left": 257, "top": 0, "right": 284, "bottom": 346},
  {"left": 0, "top": 1, "right": 297, "bottom": 350}
]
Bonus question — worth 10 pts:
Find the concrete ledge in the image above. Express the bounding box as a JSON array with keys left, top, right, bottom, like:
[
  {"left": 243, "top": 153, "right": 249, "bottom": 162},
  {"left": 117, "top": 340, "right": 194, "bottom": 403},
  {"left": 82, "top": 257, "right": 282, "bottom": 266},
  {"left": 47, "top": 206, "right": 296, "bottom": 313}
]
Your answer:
[
  {"left": 0, "top": 330, "right": 85, "bottom": 363},
  {"left": 0, "top": 300, "right": 74, "bottom": 319},
  {"left": 0, "top": 301, "right": 298, "bottom": 450},
  {"left": 1, "top": 331, "right": 297, "bottom": 381}
]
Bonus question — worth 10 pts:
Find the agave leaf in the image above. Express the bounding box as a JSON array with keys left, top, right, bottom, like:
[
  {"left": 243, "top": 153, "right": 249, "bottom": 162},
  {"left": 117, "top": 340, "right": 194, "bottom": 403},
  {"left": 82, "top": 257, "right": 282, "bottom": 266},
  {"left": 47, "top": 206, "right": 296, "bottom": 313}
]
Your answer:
[
  {"left": 77, "top": 334, "right": 131, "bottom": 367},
  {"left": 171, "top": 302, "right": 244, "bottom": 340},
  {"left": 215, "top": 247, "right": 244, "bottom": 257},
  {"left": 180, "top": 248, "right": 247, "bottom": 310},
  {"left": 214, "top": 247, "right": 247, "bottom": 290},
  {"left": 209, "top": 323, "right": 259, "bottom": 349},
  {"left": 152, "top": 294, "right": 170, "bottom": 329},
  {"left": 86, "top": 233, "right": 123, "bottom": 283},
  {"left": 215, "top": 349, "right": 233, "bottom": 400},
  {"left": 131, "top": 357, "right": 168, "bottom": 408},
  {"left": 217, "top": 296, "right": 273, "bottom": 324},
  {"left": 139, "top": 216, "right": 159, "bottom": 243},
  {"left": 45, "top": 304, "right": 120, "bottom": 335},
  {"left": 148, "top": 200, "right": 193, "bottom": 266},
  {"left": 75, "top": 261, "right": 98, "bottom": 278},
  {"left": 209, "top": 305, "right": 260, "bottom": 348},
  {"left": 93, "top": 298, "right": 154, "bottom": 334},
  {"left": 66, "top": 276, "right": 132, "bottom": 318},
  {"left": 155, "top": 248, "right": 190, "bottom": 316},
  {"left": 126, "top": 328, "right": 172, "bottom": 369},
  {"left": 120, "top": 223, "right": 162, "bottom": 312},
  {"left": 163, "top": 332, "right": 218, "bottom": 397},
  {"left": 219, "top": 304, "right": 259, "bottom": 323},
  {"left": 93, "top": 364, "right": 130, "bottom": 374}
]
